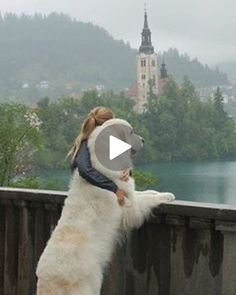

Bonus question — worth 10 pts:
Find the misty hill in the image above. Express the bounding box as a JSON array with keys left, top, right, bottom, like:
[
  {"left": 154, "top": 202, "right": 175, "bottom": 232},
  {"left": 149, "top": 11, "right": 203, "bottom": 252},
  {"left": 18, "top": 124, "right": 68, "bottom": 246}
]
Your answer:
[
  {"left": 216, "top": 61, "right": 236, "bottom": 83},
  {"left": 0, "top": 13, "right": 229, "bottom": 102},
  {"left": 160, "top": 49, "right": 229, "bottom": 87}
]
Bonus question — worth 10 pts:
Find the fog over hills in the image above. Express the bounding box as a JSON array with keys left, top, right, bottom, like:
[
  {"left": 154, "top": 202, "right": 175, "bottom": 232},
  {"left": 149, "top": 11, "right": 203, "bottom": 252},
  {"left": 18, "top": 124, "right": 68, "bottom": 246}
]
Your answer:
[
  {"left": 216, "top": 61, "right": 236, "bottom": 83},
  {"left": 0, "top": 13, "right": 230, "bottom": 102}
]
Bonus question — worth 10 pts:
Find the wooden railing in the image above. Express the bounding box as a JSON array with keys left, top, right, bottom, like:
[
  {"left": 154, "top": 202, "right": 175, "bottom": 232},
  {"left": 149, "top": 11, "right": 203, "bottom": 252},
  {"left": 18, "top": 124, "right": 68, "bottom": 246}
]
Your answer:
[{"left": 0, "top": 188, "right": 236, "bottom": 295}]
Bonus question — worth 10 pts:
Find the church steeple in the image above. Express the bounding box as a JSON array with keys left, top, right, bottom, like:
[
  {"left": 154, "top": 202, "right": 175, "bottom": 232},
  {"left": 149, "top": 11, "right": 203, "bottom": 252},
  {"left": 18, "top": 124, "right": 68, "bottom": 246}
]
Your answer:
[
  {"left": 144, "top": 9, "right": 149, "bottom": 28},
  {"left": 139, "top": 9, "right": 154, "bottom": 55},
  {"left": 135, "top": 8, "right": 159, "bottom": 113}
]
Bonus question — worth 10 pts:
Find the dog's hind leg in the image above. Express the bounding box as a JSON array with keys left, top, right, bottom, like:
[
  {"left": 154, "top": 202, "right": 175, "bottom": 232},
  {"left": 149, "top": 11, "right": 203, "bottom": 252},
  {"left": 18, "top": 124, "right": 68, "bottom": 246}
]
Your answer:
[
  {"left": 72, "top": 275, "right": 102, "bottom": 295},
  {"left": 81, "top": 267, "right": 103, "bottom": 295},
  {"left": 36, "top": 279, "right": 64, "bottom": 295},
  {"left": 37, "top": 278, "right": 82, "bottom": 295},
  {"left": 73, "top": 283, "right": 94, "bottom": 295},
  {"left": 90, "top": 271, "right": 103, "bottom": 295}
]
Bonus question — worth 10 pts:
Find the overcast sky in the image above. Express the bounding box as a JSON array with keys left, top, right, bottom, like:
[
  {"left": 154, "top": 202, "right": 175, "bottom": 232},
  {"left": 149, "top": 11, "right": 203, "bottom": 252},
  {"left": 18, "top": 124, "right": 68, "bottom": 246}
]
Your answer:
[{"left": 1, "top": 0, "right": 235, "bottom": 65}]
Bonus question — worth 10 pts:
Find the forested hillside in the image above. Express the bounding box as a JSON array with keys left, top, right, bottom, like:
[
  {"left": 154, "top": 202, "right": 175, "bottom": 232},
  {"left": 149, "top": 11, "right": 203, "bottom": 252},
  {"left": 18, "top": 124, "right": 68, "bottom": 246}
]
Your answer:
[
  {"left": 217, "top": 61, "right": 236, "bottom": 82},
  {"left": 0, "top": 12, "right": 135, "bottom": 102},
  {"left": 0, "top": 13, "right": 229, "bottom": 102},
  {"left": 160, "top": 49, "right": 229, "bottom": 87}
]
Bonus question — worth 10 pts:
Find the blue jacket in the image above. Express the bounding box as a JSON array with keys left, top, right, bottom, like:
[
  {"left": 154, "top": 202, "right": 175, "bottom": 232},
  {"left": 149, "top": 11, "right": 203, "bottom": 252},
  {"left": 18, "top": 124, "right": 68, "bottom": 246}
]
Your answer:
[{"left": 71, "top": 140, "right": 118, "bottom": 193}]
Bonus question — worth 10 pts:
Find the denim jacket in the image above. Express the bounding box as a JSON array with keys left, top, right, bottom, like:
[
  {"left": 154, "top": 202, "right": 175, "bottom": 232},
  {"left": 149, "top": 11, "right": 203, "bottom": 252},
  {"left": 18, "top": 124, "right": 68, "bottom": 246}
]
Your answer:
[{"left": 71, "top": 140, "right": 118, "bottom": 193}]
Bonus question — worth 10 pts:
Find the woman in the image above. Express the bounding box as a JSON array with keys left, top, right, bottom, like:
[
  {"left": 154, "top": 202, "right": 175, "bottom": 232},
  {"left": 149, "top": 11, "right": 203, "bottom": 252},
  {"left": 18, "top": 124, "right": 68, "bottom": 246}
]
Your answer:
[{"left": 69, "top": 106, "right": 129, "bottom": 205}]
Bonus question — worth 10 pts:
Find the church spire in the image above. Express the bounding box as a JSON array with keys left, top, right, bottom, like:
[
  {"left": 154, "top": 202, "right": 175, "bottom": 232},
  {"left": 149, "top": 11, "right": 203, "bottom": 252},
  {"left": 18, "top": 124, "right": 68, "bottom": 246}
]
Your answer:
[
  {"left": 144, "top": 8, "right": 148, "bottom": 28},
  {"left": 139, "top": 8, "right": 154, "bottom": 55}
]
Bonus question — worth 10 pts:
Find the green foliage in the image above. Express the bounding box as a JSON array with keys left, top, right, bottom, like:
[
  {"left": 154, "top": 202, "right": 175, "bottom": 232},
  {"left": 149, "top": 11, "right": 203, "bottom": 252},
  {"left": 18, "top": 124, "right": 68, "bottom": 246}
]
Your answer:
[
  {"left": 1, "top": 76, "right": 236, "bottom": 191},
  {"left": 143, "top": 78, "right": 236, "bottom": 161},
  {"left": 40, "top": 178, "right": 64, "bottom": 191},
  {"left": 10, "top": 176, "right": 40, "bottom": 189},
  {"left": 214, "top": 87, "right": 225, "bottom": 118},
  {"left": 32, "top": 82, "right": 236, "bottom": 170},
  {"left": 0, "top": 103, "right": 42, "bottom": 186},
  {"left": 10, "top": 175, "right": 64, "bottom": 190},
  {"left": 212, "top": 88, "right": 236, "bottom": 157},
  {"left": 133, "top": 170, "right": 158, "bottom": 190},
  {"left": 34, "top": 91, "right": 139, "bottom": 169}
]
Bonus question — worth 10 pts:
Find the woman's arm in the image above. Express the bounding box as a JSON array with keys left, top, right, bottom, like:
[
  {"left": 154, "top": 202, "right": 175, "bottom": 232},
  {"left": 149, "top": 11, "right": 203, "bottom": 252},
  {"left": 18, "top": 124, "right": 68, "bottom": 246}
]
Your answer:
[{"left": 72, "top": 141, "right": 118, "bottom": 193}]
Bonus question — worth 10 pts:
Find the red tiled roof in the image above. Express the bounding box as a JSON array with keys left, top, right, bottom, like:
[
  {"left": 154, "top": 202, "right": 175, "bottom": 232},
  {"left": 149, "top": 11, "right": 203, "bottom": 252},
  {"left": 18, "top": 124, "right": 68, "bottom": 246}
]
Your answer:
[{"left": 127, "top": 81, "right": 138, "bottom": 97}]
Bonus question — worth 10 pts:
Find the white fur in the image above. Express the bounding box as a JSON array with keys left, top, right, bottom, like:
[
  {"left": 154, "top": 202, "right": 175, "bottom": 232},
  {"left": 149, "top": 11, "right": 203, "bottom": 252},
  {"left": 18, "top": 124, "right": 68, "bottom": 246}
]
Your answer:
[{"left": 36, "top": 119, "right": 175, "bottom": 295}]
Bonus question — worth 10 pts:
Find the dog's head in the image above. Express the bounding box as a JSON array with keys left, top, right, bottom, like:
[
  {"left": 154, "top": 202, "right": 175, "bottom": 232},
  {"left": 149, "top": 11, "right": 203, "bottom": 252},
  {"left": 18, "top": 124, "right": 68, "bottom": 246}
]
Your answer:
[
  {"left": 88, "top": 118, "right": 144, "bottom": 179},
  {"left": 103, "top": 118, "right": 144, "bottom": 158}
]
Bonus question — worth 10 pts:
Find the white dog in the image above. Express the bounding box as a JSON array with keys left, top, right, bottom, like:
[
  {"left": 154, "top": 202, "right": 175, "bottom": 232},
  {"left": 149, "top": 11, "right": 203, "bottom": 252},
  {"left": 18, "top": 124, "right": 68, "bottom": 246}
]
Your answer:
[{"left": 36, "top": 119, "right": 175, "bottom": 295}]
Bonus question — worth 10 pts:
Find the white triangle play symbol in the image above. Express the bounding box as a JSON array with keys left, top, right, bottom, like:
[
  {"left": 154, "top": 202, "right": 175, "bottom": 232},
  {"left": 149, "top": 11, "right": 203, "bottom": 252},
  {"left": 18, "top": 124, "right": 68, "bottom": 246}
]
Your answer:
[{"left": 109, "top": 135, "right": 131, "bottom": 160}]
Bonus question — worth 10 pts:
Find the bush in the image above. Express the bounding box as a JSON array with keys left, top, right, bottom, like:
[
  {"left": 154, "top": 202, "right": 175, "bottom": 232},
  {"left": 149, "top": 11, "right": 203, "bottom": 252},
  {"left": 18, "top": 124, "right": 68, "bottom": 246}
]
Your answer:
[{"left": 133, "top": 170, "right": 158, "bottom": 190}]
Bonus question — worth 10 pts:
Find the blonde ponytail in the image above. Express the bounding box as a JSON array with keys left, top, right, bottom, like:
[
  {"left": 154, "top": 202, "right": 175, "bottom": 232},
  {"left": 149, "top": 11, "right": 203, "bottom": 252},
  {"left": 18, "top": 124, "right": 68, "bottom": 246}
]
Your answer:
[{"left": 68, "top": 107, "right": 114, "bottom": 160}]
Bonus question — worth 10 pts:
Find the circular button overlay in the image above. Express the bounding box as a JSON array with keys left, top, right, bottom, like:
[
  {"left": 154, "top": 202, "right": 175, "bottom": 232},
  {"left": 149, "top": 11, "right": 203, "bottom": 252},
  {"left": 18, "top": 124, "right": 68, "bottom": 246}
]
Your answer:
[{"left": 94, "top": 123, "right": 143, "bottom": 171}]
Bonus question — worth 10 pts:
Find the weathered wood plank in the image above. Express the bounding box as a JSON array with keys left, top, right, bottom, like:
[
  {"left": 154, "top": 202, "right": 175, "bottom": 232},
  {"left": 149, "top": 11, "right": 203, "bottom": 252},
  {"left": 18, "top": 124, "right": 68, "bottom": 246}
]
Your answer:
[
  {"left": 102, "top": 245, "right": 126, "bottom": 295},
  {"left": 16, "top": 202, "right": 33, "bottom": 295},
  {"left": 0, "top": 188, "right": 66, "bottom": 205},
  {"left": 222, "top": 232, "right": 236, "bottom": 295},
  {"left": 33, "top": 205, "right": 46, "bottom": 293},
  {"left": 0, "top": 205, "right": 5, "bottom": 295},
  {"left": 125, "top": 224, "right": 149, "bottom": 295},
  {"left": 3, "top": 203, "right": 19, "bottom": 295},
  {"left": 154, "top": 200, "right": 236, "bottom": 222}
]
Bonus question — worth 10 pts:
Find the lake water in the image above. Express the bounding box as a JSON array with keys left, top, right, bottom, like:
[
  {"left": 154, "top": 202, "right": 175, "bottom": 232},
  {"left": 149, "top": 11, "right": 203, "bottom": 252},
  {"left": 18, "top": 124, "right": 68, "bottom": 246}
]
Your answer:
[
  {"left": 39, "top": 161, "right": 236, "bottom": 205},
  {"left": 140, "top": 161, "right": 236, "bottom": 205}
]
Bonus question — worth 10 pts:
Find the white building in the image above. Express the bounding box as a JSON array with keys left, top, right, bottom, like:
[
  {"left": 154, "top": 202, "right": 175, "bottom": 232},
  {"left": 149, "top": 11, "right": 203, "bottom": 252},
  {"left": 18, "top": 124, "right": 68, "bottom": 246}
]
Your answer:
[{"left": 136, "top": 10, "right": 159, "bottom": 112}]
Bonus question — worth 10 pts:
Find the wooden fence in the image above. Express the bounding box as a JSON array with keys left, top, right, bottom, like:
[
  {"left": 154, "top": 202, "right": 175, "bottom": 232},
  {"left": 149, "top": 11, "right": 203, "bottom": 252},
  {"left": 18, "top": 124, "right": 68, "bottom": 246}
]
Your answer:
[{"left": 0, "top": 188, "right": 236, "bottom": 295}]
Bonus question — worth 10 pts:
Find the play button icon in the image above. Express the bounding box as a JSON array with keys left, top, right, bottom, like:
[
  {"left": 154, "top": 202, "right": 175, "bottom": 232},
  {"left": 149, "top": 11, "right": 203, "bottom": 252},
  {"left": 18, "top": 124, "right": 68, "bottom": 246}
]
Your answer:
[
  {"left": 94, "top": 122, "right": 134, "bottom": 171},
  {"left": 93, "top": 119, "right": 143, "bottom": 171},
  {"left": 109, "top": 135, "right": 131, "bottom": 160}
]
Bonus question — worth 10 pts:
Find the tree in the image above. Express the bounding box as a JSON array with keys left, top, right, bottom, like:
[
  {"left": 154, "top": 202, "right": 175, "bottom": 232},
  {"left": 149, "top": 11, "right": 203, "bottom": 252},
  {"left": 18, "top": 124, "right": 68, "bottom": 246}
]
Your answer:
[
  {"left": 214, "top": 87, "right": 225, "bottom": 116},
  {"left": 142, "top": 77, "right": 236, "bottom": 162},
  {"left": 0, "top": 103, "right": 42, "bottom": 186},
  {"left": 10, "top": 82, "right": 236, "bottom": 176}
]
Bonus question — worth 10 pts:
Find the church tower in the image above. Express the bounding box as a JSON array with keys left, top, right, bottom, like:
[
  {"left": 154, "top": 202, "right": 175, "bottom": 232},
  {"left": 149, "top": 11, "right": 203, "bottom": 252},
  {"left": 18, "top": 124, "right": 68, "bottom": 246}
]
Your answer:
[{"left": 136, "top": 9, "right": 159, "bottom": 112}]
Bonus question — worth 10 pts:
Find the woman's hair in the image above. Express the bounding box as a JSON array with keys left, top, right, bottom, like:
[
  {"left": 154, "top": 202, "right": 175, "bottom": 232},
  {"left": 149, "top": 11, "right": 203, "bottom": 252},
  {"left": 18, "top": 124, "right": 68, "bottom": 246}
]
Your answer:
[{"left": 68, "top": 106, "right": 114, "bottom": 160}]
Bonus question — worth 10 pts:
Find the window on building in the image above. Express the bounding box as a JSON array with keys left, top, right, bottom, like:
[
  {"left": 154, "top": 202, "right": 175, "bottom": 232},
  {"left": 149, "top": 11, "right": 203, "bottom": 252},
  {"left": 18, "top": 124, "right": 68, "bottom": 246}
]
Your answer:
[
  {"left": 141, "top": 59, "right": 146, "bottom": 67},
  {"left": 142, "top": 74, "right": 146, "bottom": 80},
  {"left": 152, "top": 60, "right": 155, "bottom": 67}
]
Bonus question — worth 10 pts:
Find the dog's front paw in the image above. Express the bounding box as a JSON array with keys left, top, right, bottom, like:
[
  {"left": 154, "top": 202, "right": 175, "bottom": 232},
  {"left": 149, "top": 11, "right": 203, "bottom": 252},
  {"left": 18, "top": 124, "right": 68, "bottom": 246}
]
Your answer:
[{"left": 159, "top": 192, "right": 175, "bottom": 202}]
